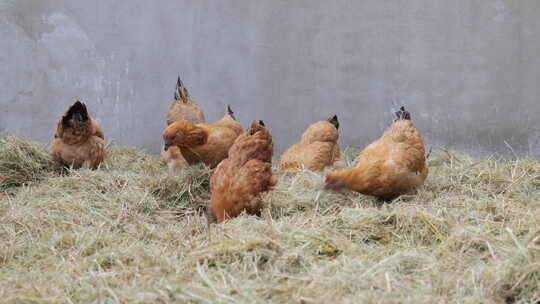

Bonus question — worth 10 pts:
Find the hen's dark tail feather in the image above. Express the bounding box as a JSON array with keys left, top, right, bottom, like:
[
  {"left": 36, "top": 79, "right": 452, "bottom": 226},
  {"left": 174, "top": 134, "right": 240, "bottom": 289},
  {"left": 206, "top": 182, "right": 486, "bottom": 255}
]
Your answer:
[
  {"left": 62, "top": 101, "right": 89, "bottom": 128},
  {"left": 227, "top": 105, "right": 236, "bottom": 120},
  {"left": 247, "top": 120, "right": 265, "bottom": 135},
  {"left": 174, "top": 76, "right": 190, "bottom": 101},
  {"left": 328, "top": 115, "right": 339, "bottom": 129},
  {"left": 395, "top": 106, "right": 411, "bottom": 121}
]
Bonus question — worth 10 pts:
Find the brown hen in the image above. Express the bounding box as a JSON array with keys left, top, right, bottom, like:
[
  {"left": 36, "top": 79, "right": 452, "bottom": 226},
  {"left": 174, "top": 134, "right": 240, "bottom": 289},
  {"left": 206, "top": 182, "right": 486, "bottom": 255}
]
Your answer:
[
  {"left": 208, "top": 120, "right": 276, "bottom": 223},
  {"left": 166, "top": 76, "right": 205, "bottom": 125},
  {"left": 280, "top": 115, "right": 343, "bottom": 171},
  {"left": 51, "top": 101, "right": 105, "bottom": 169},
  {"left": 325, "top": 106, "right": 428, "bottom": 200},
  {"left": 162, "top": 106, "right": 242, "bottom": 171},
  {"left": 162, "top": 77, "right": 206, "bottom": 171}
]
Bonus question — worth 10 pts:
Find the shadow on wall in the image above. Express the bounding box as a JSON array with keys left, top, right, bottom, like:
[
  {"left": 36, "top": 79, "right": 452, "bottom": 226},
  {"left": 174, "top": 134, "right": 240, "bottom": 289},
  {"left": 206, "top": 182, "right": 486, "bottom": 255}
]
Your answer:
[{"left": 3, "top": 0, "right": 59, "bottom": 41}]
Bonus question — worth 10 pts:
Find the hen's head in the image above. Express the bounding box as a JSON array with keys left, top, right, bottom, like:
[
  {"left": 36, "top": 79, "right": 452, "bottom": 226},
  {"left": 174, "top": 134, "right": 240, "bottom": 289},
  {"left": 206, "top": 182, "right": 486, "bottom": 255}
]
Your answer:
[
  {"left": 324, "top": 173, "right": 345, "bottom": 192},
  {"left": 163, "top": 120, "right": 207, "bottom": 150}
]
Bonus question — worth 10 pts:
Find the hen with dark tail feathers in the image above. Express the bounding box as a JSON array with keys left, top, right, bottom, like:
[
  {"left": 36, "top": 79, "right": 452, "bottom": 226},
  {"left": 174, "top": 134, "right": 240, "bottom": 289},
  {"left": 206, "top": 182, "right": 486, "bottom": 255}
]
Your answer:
[
  {"left": 52, "top": 101, "right": 105, "bottom": 169},
  {"left": 61, "top": 101, "right": 89, "bottom": 128},
  {"left": 280, "top": 115, "right": 344, "bottom": 171},
  {"left": 166, "top": 76, "right": 206, "bottom": 126},
  {"left": 325, "top": 106, "right": 428, "bottom": 200}
]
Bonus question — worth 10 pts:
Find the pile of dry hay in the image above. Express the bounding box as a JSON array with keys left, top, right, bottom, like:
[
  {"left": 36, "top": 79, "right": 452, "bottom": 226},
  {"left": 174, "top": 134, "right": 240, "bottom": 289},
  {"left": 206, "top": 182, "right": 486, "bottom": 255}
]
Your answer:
[{"left": 1, "top": 136, "right": 539, "bottom": 303}]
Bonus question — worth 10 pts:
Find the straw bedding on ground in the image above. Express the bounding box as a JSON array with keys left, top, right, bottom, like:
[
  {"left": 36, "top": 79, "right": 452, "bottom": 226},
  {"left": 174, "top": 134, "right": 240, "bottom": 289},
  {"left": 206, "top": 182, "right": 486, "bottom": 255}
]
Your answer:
[{"left": 1, "top": 136, "right": 539, "bottom": 303}]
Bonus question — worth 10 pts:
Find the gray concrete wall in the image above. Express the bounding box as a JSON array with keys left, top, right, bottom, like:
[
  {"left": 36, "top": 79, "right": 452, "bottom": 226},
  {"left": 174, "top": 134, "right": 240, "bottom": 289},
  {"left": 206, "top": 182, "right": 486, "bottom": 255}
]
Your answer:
[{"left": 1, "top": 0, "right": 540, "bottom": 158}]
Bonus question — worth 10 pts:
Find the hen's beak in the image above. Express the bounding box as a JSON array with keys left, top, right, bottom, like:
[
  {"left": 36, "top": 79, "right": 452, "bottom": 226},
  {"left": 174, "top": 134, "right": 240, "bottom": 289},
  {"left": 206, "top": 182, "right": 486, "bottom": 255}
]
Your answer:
[{"left": 164, "top": 142, "right": 172, "bottom": 151}]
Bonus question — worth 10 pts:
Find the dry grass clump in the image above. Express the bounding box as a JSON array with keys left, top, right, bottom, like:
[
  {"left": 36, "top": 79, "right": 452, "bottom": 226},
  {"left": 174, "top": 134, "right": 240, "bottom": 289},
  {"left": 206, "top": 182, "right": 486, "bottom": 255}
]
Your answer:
[
  {"left": 148, "top": 164, "right": 212, "bottom": 214},
  {"left": 0, "top": 136, "right": 64, "bottom": 191},
  {"left": 1, "top": 137, "right": 540, "bottom": 303}
]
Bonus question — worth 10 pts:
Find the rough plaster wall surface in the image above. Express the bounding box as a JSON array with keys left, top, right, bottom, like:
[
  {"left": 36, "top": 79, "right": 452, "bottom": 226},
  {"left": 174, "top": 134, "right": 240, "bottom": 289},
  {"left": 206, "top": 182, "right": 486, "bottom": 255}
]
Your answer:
[{"left": 1, "top": 0, "right": 539, "bottom": 158}]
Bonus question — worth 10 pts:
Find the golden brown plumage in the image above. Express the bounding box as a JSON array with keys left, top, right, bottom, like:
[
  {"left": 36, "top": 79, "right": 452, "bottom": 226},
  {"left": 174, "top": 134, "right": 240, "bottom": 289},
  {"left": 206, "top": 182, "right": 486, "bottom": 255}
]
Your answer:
[
  {"left": 209, "top": 120, "right": 276, "bottom": 223},
  {"left": 162, "top": 106, "right": 242, "bottom": 170},
  {"left": 325, "top": 107, "right": 428, "bottom": 200},
  {"left": 51, "top": 101, "right": 105, "bottom": 169},
  {"left": 166, "top": 76, "right": 205, "bottom": 125},
  {"left": 162, "top": 77, "right": 206, "bottom": 170},
  {"left": 280, "top": 115, "right": 343, "bottom": 171}
]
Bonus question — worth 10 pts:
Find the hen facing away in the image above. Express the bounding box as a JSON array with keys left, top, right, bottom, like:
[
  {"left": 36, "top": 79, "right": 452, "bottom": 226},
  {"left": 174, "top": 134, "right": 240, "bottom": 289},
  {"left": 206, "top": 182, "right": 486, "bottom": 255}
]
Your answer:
[
  {"left": 51, "top": 101, "right": 105, "bottom": 169},
  {"left": 325, "top": 106, "right": 428, "bottom": 200},
  {"left": 208, "top": 120, "right": 276, "bottom": 223},
  {"left": 280, "top": 115, "right": 344, "bottom": 171},
  {"left": 163, "top": 76, "right": 207, "bottom": 170},
  {"left": 166, "top": 76, "right": 206, "bottom": 125}
]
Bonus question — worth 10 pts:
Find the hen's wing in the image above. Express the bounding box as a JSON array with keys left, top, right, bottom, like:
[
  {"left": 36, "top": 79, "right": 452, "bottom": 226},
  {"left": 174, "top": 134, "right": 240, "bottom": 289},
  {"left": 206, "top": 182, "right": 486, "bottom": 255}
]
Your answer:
[{"left": 91, "top": 119, "right": 104, "bottom": 139}]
